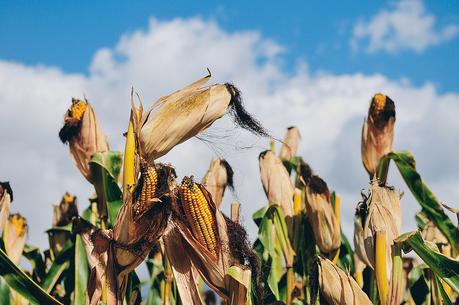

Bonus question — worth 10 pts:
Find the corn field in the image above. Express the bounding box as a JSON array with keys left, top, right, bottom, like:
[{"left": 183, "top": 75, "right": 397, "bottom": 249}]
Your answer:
[{"left": 0, "top": 72, "right": 458, "bottom": 305}]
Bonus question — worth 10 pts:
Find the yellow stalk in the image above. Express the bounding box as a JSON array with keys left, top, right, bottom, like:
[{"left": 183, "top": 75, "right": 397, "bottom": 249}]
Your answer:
[
  {"left": 270, "top": 140, "right": 276, "bottom": 153},
  {"left": 286, "top": 266, "right": 294, "bottom": 305},
  {"left": 441, "top": 247, "right": 453, "bottom": 298},
  {"left": 102, "top": 280, "right": 107, "bottom": 304},
  {"left": 162, "top": 254, "right": 173, "bottom": 305},
  {"left": 293, "top": 191, "right": 302, "bottom": 215},
  {"left": 123, "top": 117, "right": 136, "bottom": 195},
  {"left": 375, "top": 231, "right": 388, "bottom": 305},
  {"left": 332, "top": 195, "right": 341, "bottom": 264},
  {"left": 355, "top": 271, "right": 364, "bottom": 288}
]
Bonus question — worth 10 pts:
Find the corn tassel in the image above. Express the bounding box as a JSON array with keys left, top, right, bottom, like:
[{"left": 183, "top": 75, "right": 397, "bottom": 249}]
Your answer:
[
  {"left": 376, "top": 231, "right": 388, "bottom": 305},
  {"left": 180, "top": 177, "right": 218, "bottom": 257}
]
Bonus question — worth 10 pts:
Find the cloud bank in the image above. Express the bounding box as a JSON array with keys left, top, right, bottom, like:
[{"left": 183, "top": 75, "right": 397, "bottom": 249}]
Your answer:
[
  {"left": 351, "top": 0, "right": 459, "bottom": 54},
  {"left": 1, "top": 17, "right": 458, "bottom": 249}
]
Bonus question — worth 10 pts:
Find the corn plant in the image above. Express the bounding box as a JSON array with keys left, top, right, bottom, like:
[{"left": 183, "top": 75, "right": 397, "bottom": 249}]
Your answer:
[{"left": 0, "top": 73, "right": 458, "bottom": 305}]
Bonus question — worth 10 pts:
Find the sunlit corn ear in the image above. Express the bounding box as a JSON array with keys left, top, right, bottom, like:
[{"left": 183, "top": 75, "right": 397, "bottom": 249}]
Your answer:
[
  {"left": 59, "top": 98, "right": 109, "bottom": 183},
  {"left": 112, "top": 162, "right": 176, "bottom": 302},
  {"left": 49, "top": 192, "right": 79, "bottom": 255},
  {"left": 139, "top": 72, "right": 269, "bottom": 161},
  {"left": 259, "top": 150, "right": 295, "bottom": 217},
  {"left": 0, "top": 181, "right": 13, "bottom": 234},
  {"left": 279, "top": 126, "right": 301, "bottom": 160},
  {"left": 317, "top": 257, "right": 372, "bottom": 305},
  {"left": 201, "top": 159, "right": 234, "bottom": 209},
  {"left": 179, "top": 176, "right": 220, "bottom": 257},
  {"left": 166, "top": 182, "right": 261, "bottom": 305},
  {"left": 361, "top": 179, "right": 401, "bottom": 276},
  {"left": 361, "top": 94, "right": 395, "bottom": 177},
  {"left": 4, "top": 213, "right": 28, "bottom": 265},
  {"left": 304, "top": 174, "right": 341, "bottom": 256}
]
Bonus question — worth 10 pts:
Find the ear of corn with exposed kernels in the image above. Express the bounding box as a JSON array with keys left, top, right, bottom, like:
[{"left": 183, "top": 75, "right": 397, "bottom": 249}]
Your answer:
[
  {"left": 179, "top": 176, "right": 218, "bottom": 257},
  {"left": 133, "top": 160, "right": 159, "bottom": 216}
]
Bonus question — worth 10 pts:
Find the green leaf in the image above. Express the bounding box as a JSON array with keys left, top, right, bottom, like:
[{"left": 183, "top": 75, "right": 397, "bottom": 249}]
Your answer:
[
  {"left": 23, "top": 244, "right": 46, "bottom": 282},
  {"left": 72, "top": 235, "right": 89, "bottom": 305},
  {"left": 89, "top": 151, "right": 123, "bottom": 225},
  {"left": 126, "top": 271, "right": 142, "bottom": 305},
  {"left": 0, "top": 247, "right": 63, "bottom": 305},
  {"left": 41, "top": 241, "right": 73, "bottom": 293},
  {"left": 397, "top": 231, "right": 459, "bottom": 294},
  {"left": 385, "top": 150, "right": 459, "bottom": 253},
  {"left": 0, "top": 278, "right": 11, "bottom": 305},
  {"left": 434, "top": 274, "right": 453, "bottom": 305}
]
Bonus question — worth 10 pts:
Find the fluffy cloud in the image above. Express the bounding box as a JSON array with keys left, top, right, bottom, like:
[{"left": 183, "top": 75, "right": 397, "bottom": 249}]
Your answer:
[
  {"left": 351, "top": 0, "right": 459, "bottom": 53},
  {"left": 1, "top": 17, "right": 458, "bottom": 249}
]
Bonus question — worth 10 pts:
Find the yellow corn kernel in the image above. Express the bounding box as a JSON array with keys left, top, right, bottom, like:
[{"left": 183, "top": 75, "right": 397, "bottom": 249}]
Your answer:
[
  {"left": 180, "top": 177, "right": 218, "bottom": 257},
  {"left": 63, "top": 192, "right": 74, "bottom": 203},
  {"left": 373, "top": 94, "right": 386, "bottom": 113},
  {"left": 10, "top": 214, "right": 27, "bottom": 237},
  {"left": 134, "top": 161, "right": 158, "bottom": 216},
  {"left": 70, "top": 100, "right": 87, "bottom": 121}
]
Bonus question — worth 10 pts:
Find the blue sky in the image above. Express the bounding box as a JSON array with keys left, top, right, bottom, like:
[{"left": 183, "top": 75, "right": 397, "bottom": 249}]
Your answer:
[
  {"left": 1, "top": 0, "right": 459, "bottom": 247},
  {"left": 1, "top": 0, "right": 458, "bottom": 92}
]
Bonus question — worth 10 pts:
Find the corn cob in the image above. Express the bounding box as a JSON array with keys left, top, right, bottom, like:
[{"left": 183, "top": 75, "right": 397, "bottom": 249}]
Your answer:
[
  {"left": 179, "top": 176, "right": 218, "bottom": 257},
  {"left": 69, "top": 99, "right": 87, "bottom": 121},
  {"left": 133, "top": 160, "right": 158, "bottom": 216}
]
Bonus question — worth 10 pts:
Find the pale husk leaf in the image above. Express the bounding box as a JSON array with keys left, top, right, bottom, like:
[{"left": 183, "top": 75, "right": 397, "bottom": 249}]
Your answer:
[
  {"left": 362, "top": 180, "right": 402, "bottom": 276},
  {"left": 354, "top": 213, "right": 371, "bottom": 267},
  {"left": 259, "top": 150, "right": 295, "bottom": 217},
  {"left": 305, "top": 186, "right": 340, "bottom": 255},
  {"left": 4, "top": 214, "right": 28, "bottom": 265},
  {"left": 66, "top": 102, "right": 110, "bottom": 183},
  {"left": 279, "top": 126, "right": 301, "bottom": 160},
  {"left": 72, "top": 217, "right": 111, "bottom": 305},
  {"left": 140, "top": 77, "right": 232, "bottom": 161},
  {"left": 202, "top": 159, "right": 233, "bottom": 209},
  {"left": 318, "top": 257, "right": 372, "bottom": 305},
  {"left": 0, "top": 188, "right": 11, "bottom": 235}
]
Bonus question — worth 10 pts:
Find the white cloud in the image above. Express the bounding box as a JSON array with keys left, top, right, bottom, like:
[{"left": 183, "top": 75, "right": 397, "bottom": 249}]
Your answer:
[
  {"left": 351, "top": 0, "right": 459, "bottom": 53},
  {"left": 1, "top": 17, "right": 458, "bottom": 252}
]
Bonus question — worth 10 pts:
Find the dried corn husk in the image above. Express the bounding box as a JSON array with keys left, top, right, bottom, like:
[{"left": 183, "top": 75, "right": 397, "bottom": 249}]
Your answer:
[
  {"left": 59, "top": 98, "right": 109, "bottom": 183},
  {"left": 4, "top": 213, "right": 28, "bottom": 265},
  {"left": 164, "top": 183, "right": 258, "bottom": 305},
  {"left": 279, "top": 126, "right": 301, "bottom": 160},
  {"left": 202, "top": 159, "right": 234, "bottom": 209},
  {"left": 140, "top": 72, "right": 268, "bottom": 162},
  {"left": 361, "top": 94, "right": 395, "bottom": 177},
  {"left": 318, "top": 257, "right": 372, "bottom": 305},
  {"left": 259, "top": 150, "right": 295, "bottom": 217},
  {"left": 305, "top": 175, "right": 340, "bottom": 256},
  {"left": 422, "top": 220, "right": 451, "bottom": 255},
  {"left": 360, "top": 179, "right": 402, "bottom": 276},
  {"left": 72, "top": 217, "right": 111, "bottom": 305},
  {"left": 49, "top": 193, "right": 79, "bottom": 255},
  {"left": 354, "top": 203, "right": 371, "bottom": 267},
  {"left": 0, "top": 182, "right": 12, "bottom": 234}
]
